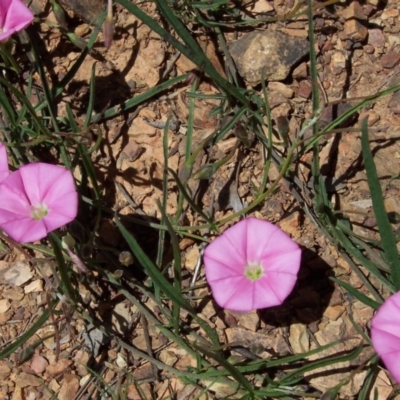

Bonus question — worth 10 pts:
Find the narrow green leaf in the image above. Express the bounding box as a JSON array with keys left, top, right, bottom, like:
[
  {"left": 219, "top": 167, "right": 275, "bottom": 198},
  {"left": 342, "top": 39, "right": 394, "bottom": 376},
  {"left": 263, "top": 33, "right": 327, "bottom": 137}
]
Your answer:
[
  {"left": 361, "top": 117, "right": 400, "bottom": 290},
  {"left": 192, "top": 343, "right": 254, "bottom": 395},
  {"left": 115, "top": 217, "right": 196, "bottom": 314},
  {"left": 330, "top": 277, "right": 380, "bottom": 310},
  {"left": 0, "top": 304, "right": 55, "bottom": 360}
]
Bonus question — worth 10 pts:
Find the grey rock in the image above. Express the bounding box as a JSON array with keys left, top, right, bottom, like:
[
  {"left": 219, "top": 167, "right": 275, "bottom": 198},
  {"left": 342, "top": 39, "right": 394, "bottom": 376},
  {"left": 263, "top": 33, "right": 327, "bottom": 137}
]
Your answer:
[{"left": 229, "top": 30, "right": 310, "bottom": 85}]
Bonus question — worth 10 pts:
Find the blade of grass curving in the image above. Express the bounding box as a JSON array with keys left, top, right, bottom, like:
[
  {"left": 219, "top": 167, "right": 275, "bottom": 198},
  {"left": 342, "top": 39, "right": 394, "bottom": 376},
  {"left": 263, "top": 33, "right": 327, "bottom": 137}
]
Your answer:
[
  {"left": 176, "top": 79, "right": 199, "bottom": 221},
  {"left": 361, "top": 117, "right": 400, "bottom": 290},
  {"left": 192, "top": 343, "right": 254, "bottom": 395},
  {"left": 49, "top": 234, "right": 79, "bottom": 303},
  {"left": 159, "top": 127, "right": 182, "bottom": 332},
  {"left": 117, "top": 0, "right": 249, "bottom": 106},
  {"left": 77, "top": 142, "right": 101, "bottom": 198},
  {"left": 84, "top": 364, "right": 119, "bottom": 400},
  {"left": 323, "top": 85, "right": 400, "bottom": 136},
  {"left": 52, "top": 12, "right": 105, "bottom": 98},
  {"left": 330, "top": 277, "right": 380, "bottom": 309},
  {"left": 257, "top": 75, "right": 273, "bottom": 196},
  {"left": 115, "top": 217, "right": 196, "bottom": 313},
  {"left": 155, "top": 119, "right": 172, "bottom": 299},
  {"left": 348, "top": 235, "right": 390, "bottom": 273},
  {"left": 279, "top": 344, "right": 363, "bottom": 385},
  {"left": 334, "top": 221, "right": 393, "bottom": 291},
  {"left": 0, "top": 77, "right": 50, "bottom": 137},
  {"left": 26, "top": 27, "right": 60, "bottom": 132},
  {"left": 91, "top": 73, "right": 187, "bottom": 122},
  {"left": 159, "top": 200, "right": 218, "bottom": 343},
  {"left": 185, "top": 79, "right": 198, "bottom": 163},
  {"left": 116, "top": 217, "right": 221, "bottom": 346},
  {"left": 0, "top": 83, "right": 16, "bottom": 125},
  {"left": 357, "top": 355, "right": 379, "bottom": 400},
  {"left": 0, "top": 302, "right": 55, "bottom": 360},
  {"left": 84, "top": 64, "right": 97, "bottom": 128},
  {"left": 169, "top": 168, "right": 215, "bottom": 226}
]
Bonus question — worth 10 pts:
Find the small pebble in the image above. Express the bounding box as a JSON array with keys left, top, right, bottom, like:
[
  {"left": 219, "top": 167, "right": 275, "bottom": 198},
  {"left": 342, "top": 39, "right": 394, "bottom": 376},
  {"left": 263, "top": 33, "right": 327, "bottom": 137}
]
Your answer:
[{"left": 364, "top": 44, "right": 375, "bottom": 54}]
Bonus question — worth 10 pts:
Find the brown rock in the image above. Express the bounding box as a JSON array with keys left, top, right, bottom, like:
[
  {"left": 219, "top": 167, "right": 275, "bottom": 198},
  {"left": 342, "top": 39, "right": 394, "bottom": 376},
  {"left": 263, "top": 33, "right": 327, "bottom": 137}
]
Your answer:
[
  {"left": 298, "top": 81, "right": 312, "bottom": 99},
  {"left": 292, "top": 62, "right": 308, "bottom": 79},
  {"left": 58, "top": 375, "right": 79, "bottom": 400},
  {"left": 381, "top": 51, "right": 400, "bottom": 68},
  {"left": 30, "top": 355, "right": 48, "bottom": 374},
  {"left": 46, "top": 359, "right": 73, "bottom": 376},
  {"left": 229, "top": 30, "right": 309, "bottom": 85},
  {"left": 364, "top": 44, "right": 374, "bottom": 54},
  {"left": 368, "top": 29, "right": 385, "bottom": 47},
  {"left": 0, "top": 364, "right": 11, "bottom": 380},
  {"left": 381, "top": 8, "right": 399, "bottom": 20},
  {"left": 14, "top": 372, "right": 41, "bottom": 388},
  {"left": 268, "top": 82, "right": 294, "bottom": 98},
  {"left": 389, "top": 90, "right": 400, "bottom": 114},
  {"left": 2, "top": 287, "right": 24, "bottom": 301},
  {"left": 343, "top": 0, "right": 366, "bottom": 20},
  {"left": 344, "top": 19, "right": 368, "bottom": 42}
]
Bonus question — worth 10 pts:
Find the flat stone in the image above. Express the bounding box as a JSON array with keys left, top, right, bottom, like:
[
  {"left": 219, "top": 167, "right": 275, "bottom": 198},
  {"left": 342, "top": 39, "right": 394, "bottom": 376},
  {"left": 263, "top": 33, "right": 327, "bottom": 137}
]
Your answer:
[
  {"left": 229, "top": 30, "right": 309, "bottom": 85},
  {"left": 389, "top": 90, "right": 400, "bottom": 114},
  {"left": 368, "top": 29, "right": 385, "bottom": 47},
  {"left": 381, "top": 8, "right": 399, "bottom": 20},
  {"left": 381, "top": 51, "right": 400, "bottom": 69},
  {"left": 292, "top": 62, "right": 308, "bottom": 79},
  {"left": 342, "top": 1, "right": 366, "bottom": 20},
  {"left": 298, "top": 81, "right": 312, "bottom": 99},
  {"left": 344, "top": 19, "right": 368, "bottom": 42}
]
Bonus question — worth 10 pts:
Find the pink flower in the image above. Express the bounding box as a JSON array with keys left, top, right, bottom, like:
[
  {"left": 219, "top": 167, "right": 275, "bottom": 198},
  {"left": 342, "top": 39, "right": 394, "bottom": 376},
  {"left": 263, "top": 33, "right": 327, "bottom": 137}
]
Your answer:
[
  {"left": 0, "top": 163, "right": 78, "bottom": 243},
  {"left": 203, "top": 217, "right": 301, "bottom": 312},
  {"left": 0, "top": 0, "right": 34, "bottom": 42},
  {"left": 0, "top": 143, "right": 9, "bottom": 182},
  {"left": 371, "top": 291, "right": 400, "bottom": 384}
]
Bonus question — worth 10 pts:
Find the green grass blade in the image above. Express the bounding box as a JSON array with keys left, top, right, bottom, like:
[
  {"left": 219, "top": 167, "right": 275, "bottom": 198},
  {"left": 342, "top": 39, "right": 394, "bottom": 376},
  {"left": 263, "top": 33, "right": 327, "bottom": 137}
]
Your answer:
[
  {"left": 330, "top": 277, "right": 380, "bottom": 309},
  {"left": 0, "top": 302, "right": 55, "bottom": 360},
  {"left": 192, "top": 343, "right": 254, "bottom": 395},
  {"left": 91, "top": 74, "right": 187, "bottom": 122},
  {"left": 361, "top": 117, "right": 400, "bottom": 290},
  {"left": 116, "top": 0, "right": 249, "bottom": 106},
  {"left": 115, "top": 216, "right": 196, "bottom": 314}
]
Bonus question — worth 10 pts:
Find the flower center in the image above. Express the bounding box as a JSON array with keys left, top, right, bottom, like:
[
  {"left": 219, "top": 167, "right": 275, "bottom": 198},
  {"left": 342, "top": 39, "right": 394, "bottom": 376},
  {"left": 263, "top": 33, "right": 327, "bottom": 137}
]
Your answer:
[
  {"left": 30, "top": 203, "right": 48, "bottom": 220},
  {"left": 244, "top": 261, "right": 264, "bottom": 281}
]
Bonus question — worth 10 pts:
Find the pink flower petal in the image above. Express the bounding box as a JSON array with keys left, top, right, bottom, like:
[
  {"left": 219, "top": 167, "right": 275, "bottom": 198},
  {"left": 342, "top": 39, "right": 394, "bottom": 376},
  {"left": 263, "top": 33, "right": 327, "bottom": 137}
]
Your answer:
[
  {"left": 371, "top": 291, "right": 400, "bottom": 383},
  {"left": 0, "top": 143, "right": 9, "bottom": 182},
  {"left": 0, "top": 215, "right": 47, "bottom": 243},
  {"left": 204, "top": 224, "right": 247, "bottom": 272},
  {"left": 210, "top": 276, "right": 256, "bottom": 312},
  {"left": 204, "top": 217, "right": 301, "bottom": 312},
  {"left": 245, "top": 218, "right": 298, "bottom": 260},
  {"left": 0, "top": 0, "right": 13, "bottom": 27},
  {"left": 0, "top": 0, "right": 34, "bottom": 41},
  {"left": 0, "top": 163, "right": 78, "bottom": 243}
]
